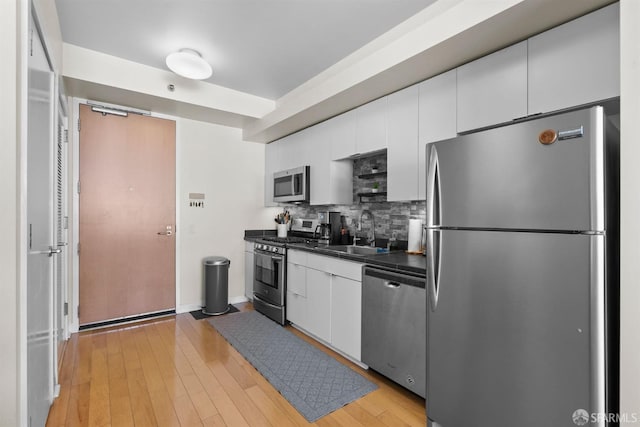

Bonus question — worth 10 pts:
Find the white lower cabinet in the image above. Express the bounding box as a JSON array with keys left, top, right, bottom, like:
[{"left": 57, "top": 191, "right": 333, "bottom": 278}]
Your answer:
[
  {"left": 285, "top": 250, "right": 363, "bottom": 362},
  {"left": 286, "top": 291, "right": 306, "bottom": 328},
  {"left": 305, "top": 268, "right": 332, "bottom": 343},
  {"left": 330, "top": 275, "right": 362, "bottom": 361},
  {"left": 287, "top": 253, "right": 307, "bottom": 328}
]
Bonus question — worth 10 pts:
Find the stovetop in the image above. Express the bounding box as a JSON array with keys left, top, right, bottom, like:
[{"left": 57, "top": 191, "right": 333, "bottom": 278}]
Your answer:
[{"left": 258, "top": 236, "right": 311, "bottom": 245}]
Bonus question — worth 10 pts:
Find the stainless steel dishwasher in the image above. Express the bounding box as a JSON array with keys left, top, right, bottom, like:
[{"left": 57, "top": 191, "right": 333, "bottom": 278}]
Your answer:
[{"left": 362, "top": 265, "right": 426, "bottom": 398}]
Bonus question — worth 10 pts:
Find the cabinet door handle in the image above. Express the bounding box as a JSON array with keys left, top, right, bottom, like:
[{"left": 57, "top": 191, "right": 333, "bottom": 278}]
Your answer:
[{"left": 384, "top": 281, "right": 400, "bottom": 289}]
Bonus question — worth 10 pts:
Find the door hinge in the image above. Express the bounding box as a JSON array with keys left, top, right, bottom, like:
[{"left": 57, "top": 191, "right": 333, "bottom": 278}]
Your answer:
[
  {"left": 77, "top": 242, "right": 81, "bottom": 255},
  {"left": 28, "top": 224, "right": 32, "bottom": 250},
  {"left": 77, "top": 181, "right": 81, "bottom": 194},
  {"left": 29, "top": 29, "right": 33, "bottom": 57},
  {"left": 77, "top": 118, "right": 81, "bottom": 132},
  {"left": 64, "top": 129, "right": 69, "bottom": 144},
  {"left": 64, "top": 302, "right": 68, "bottom": 316},
  {"left": 77, "top": 305, "right": 80, "bottom": 317}
]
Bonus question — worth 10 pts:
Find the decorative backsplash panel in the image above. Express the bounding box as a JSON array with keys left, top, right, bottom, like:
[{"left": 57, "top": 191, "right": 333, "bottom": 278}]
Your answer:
[{"left": 281, "top": 152, "right": 426, "bottom": 242}]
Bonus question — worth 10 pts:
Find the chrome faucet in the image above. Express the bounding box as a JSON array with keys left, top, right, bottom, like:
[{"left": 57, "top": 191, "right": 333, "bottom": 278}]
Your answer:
[{"left": 359, "top": 209, "right": 376, "bottom": 247}]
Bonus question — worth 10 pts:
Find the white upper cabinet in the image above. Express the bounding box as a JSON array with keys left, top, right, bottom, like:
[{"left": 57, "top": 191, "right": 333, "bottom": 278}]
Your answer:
[
  {"left": 330, "top": 110, "right": 357, "bottom": 160},
  {"left": 387, "top": 85, "right": 420, "bottom": 202},
  {"left": 355, "top": 96, "right": 388, "bottom": 154},
  {"left": 418, "top": 69, "right": 457, "bottom": 199},
  {"left": 456, "top": 41, "right": 528, "bottom": 133},
  {"left": 528, "top": 3, "right": 619, "bottom": 115},
  {"left": 264, "top": 141, "right": 279, "bottom": 207},
  {"left": 311, "top": 119, "right": 353, "bottom": 205}
]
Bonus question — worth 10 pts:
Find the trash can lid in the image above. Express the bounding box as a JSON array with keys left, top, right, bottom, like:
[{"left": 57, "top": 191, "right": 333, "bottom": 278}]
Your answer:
[{"left": 203, "top": 256, "right": 230, "bottom": 266}]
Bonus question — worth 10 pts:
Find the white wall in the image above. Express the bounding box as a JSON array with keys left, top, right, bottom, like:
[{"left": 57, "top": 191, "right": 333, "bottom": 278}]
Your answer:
[
  {"left": 32, "top": 0, "right": 63, "bottom": 73},
  {"left": 176, "top": 119, "right": 278, "bottom": 311},
  {"left": 0, "top": 0, "right": 21, "bottom": 424},
  {"left": 619, "top": 0, "right": 640, "bottom": 423}
]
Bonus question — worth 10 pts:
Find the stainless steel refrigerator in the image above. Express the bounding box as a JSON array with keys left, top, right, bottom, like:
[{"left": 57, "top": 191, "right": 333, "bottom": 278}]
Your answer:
[{"left": 425, "top": 105, "right": 619, "bottom": 427}]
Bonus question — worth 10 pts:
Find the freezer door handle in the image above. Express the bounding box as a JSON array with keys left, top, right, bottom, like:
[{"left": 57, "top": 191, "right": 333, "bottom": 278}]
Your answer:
[
  {"left": 427, "top": 228, "right": 441, "bottom": 311},
  {"left": 426, "top": 145, "right": 441, "bottom": 227}
]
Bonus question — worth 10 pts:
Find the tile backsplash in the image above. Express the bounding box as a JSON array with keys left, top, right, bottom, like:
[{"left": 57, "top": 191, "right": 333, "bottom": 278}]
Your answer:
[{"left": 281, "top": 153, "right": 426, "bottom": 242}]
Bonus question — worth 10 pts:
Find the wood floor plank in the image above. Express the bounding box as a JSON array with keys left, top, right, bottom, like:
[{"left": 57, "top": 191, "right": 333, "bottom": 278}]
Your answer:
[
  {"left": 245, "top": 385, "right": 298, "bottom": 427},
  {"left": 126, "top": 367, "right": 158, "bottom": 427},
  {"left": 72, "top": 334, "right": 93, "bottom": 386},
  {"left": 172, "top": 392, "right": 205, "bottom": 427},
  {"left": 109, "top": 377, "right": 135, "bottom": 427},
  {"left": 47, "top": 310, "right": 426, "bottom": 427},
  {"left": 203, "top": 414, "right": 228, "bottom": 427},
  {"left": 377, "top": 410, "right": 412, "bottom": 427},
  {"left": 58, "top": 333, "right": 78, "bottom": 384},
  {"left": 208, "top": 360, "right": 274, "bottom": 427},
  {"left": 64, "top": 383, "right": 91, "bottom": 427},
  {"left": 327, "top": 408, "right": 368, "bottom": 427},
  {"left": 147, "top": 388, "right": 182, "bottom": 427},
  {"left": 87, "top": 347, "right": 111, "bottom": 426},
  {"left": 343, "top": 402, "right": 389, "bottom": 427}
]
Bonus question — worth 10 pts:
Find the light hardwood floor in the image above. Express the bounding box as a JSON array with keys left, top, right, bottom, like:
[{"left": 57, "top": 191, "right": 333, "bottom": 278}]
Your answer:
[{"left": 46, "top": 303, "right": 426, "bottom": 427}]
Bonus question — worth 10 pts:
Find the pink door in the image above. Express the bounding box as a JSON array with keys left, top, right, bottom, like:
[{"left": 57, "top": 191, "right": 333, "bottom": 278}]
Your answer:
[{"left": 79, "top": 104, "right": 176, "bottom": 325}]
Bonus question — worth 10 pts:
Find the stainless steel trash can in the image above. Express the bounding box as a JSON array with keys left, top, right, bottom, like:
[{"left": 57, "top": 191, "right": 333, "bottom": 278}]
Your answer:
[{"left": 202, "top": 256, "right": 231, "bottom": 315}]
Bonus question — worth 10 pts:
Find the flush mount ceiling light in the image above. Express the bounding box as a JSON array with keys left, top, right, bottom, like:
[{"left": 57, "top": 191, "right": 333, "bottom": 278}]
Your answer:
[{"left": 165, "top": 48, "right": 212, "bottom": 80}]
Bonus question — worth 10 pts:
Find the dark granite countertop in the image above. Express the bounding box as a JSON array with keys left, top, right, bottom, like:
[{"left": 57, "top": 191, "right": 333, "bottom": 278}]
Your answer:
[
  {"left": 287, "top": 243, "right": 426, "bottom": 276},
  {"left": 245, "top": 231, "right": 425, "bottom": 276}
]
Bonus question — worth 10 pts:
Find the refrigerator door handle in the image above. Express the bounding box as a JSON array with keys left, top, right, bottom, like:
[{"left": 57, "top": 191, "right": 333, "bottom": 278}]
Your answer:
[
  {"left": 426, "top": 145, "right": 441, "bottom": 227},
  {"left": 427, "top": 228, "right": 441, "bottom": 311}
]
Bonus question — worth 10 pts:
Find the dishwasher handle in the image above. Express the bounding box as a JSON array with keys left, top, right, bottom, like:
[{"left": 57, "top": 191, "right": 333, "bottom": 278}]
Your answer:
[
  {"left": 384, "top": 281, "right": 400, "bottom": 289},
  {"left": 363, "top": 266, "right": 425, "bottom": 289}
]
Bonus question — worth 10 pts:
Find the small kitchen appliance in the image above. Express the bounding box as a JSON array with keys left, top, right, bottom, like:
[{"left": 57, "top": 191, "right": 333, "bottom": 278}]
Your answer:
[
  {"left": 273, "top": 166, "right": 310, "bottom": 203},
  {"left": 316, "top": 211, "right": 341, "bottom": 245}
]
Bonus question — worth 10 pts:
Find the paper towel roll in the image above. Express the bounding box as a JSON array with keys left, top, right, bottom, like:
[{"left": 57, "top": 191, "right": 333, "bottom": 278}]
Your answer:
[{"left": 407, "top": 219, "right": 422, "bottom": 253}]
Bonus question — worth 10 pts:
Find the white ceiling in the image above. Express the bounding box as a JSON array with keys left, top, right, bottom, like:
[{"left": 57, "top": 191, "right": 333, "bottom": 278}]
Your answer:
[{"left": 54, "top": 0, "right": 434, "bottom": 100}]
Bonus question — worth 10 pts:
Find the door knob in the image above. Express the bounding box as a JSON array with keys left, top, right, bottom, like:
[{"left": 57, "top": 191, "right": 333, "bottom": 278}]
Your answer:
[
  {"left": 48, "top": 246, "right": 62, "bottom": 257},
  {"left": 157, "top": 225, "right": 173, "bottom": 236}
]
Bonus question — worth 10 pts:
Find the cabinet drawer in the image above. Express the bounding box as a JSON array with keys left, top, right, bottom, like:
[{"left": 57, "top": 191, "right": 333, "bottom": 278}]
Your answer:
[
  {"left": 286, "top": 291, "right": 307, "bottom": 327},
  {"left": 306, "top": 253, "right": 362, "bottom": 282},
  {"left": 288, "top": 249, "right": 307, "bottom": 266},
  {"left": 287, "top": 262, "right": 307, "bottom": 297}
]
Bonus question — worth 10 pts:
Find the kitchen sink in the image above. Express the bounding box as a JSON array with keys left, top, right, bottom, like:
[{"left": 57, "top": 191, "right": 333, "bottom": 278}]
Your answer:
[
  {"left": 321, "top": 245, "right": 389, "bottom": 256},
  {"left": 346, "top": 246, "right": 387, "bottom": 255}
]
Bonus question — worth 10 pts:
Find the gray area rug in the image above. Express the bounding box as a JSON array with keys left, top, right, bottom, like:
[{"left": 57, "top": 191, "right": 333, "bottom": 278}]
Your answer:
[{"left": 208, "top": 310, "right": 377, "bottom": 422}]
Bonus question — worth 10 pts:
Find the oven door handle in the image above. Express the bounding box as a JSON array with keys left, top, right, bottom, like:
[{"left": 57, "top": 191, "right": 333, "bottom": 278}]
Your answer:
[{"left": 270, "top": 255, "right": 282, "bottom": 289}]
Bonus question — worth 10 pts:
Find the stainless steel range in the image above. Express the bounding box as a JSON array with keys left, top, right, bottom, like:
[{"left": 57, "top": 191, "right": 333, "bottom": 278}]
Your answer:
[
  {"left": 253, "top": 241, "right": 287, "bottom": 325},
  {"left": 253, "top": 219, "right": 318, "bottom": 325}
]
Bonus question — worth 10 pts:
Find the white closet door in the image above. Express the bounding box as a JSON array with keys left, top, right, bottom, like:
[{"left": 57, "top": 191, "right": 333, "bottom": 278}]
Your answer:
[{"left": 27, "top": 14, "right": 56, "bottom": 427}]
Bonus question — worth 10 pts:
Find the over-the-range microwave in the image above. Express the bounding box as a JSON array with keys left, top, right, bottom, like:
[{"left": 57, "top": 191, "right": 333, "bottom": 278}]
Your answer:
[{"left": 273, "top": 166, "right": 310, "bottom": 203}]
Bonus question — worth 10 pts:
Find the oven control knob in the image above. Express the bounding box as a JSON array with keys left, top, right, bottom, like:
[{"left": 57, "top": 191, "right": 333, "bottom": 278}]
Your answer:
[{"left": 272, "top": 247, "right": 278, "bottom": 253}]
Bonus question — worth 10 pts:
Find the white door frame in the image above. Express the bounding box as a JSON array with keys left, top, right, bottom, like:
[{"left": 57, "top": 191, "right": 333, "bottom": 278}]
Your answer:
[{"left": 69, "top": 97, "right": 182, "bottom": 332}]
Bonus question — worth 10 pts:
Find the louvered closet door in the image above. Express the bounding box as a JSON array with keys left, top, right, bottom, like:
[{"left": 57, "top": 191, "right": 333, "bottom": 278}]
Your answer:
[
  {"left": 54, "top": 119, "right": 68, "bottom": 368},
  {"left": 79, "top": 104, "right": 176, "bottom": 325}
]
